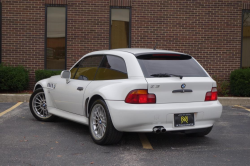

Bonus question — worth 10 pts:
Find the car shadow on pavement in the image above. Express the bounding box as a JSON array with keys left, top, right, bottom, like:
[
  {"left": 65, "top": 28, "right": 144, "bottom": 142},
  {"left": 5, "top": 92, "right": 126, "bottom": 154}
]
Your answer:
[
  {"left": 45, "top": 117, "right": 143, "bottom": 147},
  {"left": 54, "top": 117, "right": 90, "bottom": 133},
  {"left": 34, "top": 117, "right": 219, "bottom": 149},
  {"left": 145, "top": 132, "right": 218, "bottom": 149}
]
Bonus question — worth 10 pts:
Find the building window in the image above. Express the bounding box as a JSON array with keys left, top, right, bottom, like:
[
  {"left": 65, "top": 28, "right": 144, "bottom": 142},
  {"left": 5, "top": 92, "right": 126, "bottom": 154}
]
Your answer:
[
  {"left": 0, "top": 2, "right": 2, "bottom": 64},
  {"left": 110, "top": 8, "right": 131, "bottom": 49},
  {"left": 45, "top": 6, "right": 67, "bottom": 70},
  {"left": 242, "top": 10, "right": 250, "bottom": 68}
]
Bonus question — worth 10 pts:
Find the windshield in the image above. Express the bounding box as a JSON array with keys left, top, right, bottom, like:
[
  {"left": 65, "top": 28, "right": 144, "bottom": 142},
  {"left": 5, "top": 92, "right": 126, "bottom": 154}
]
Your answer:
[{"left": 137, "top": 54, "right": 208, "bottom": 78}]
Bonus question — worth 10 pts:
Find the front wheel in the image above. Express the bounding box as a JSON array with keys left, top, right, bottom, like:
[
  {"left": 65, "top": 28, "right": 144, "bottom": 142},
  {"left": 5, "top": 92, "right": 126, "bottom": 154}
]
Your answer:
[
  {"left": 89, "top": 99, "right": 123, "bottom": 145},
  {"left": 29, "top": 88, "right": 56, "bottom": 122}
]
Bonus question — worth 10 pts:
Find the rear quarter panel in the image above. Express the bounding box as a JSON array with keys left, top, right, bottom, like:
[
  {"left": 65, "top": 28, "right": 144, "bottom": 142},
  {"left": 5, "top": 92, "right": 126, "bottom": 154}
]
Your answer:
[{"left": 85, "top": 78, "right": 148, "bottom": 101}]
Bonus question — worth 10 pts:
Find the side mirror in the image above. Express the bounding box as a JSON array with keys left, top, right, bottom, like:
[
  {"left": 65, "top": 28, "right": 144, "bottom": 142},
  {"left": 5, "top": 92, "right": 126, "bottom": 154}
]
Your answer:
[{"left": 61, "top": 70, "right": 71, "bottom": 84}]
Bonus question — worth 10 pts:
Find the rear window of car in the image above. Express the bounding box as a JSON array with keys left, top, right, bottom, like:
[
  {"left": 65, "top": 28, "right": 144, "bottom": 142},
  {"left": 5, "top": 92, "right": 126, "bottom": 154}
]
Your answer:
[{"left": 136, "top": 54, "right": 208, "bottom": 78}]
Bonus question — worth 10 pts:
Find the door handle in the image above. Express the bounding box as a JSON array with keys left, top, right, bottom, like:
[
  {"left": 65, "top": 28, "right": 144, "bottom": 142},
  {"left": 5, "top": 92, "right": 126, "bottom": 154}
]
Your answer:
[{"left": 77, "top": 87, "right": 84, "bottom": 91}]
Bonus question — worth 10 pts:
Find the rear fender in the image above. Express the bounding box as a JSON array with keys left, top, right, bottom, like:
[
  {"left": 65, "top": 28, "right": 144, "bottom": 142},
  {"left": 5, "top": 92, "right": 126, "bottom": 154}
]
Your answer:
[
  {"left": 83, "top": 78, "right": 148, "bottom": 117},
  {"left": 85, "top": 78, "right": 148, "bottom": 101}
]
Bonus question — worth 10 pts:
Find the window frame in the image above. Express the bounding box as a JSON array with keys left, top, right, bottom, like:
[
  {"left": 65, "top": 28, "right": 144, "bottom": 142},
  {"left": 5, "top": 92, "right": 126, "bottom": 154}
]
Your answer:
[
  {"left": 241, "top": 10, "right": 246, "bottom": 68},
  {"left": 45, "top": 4, "right": 67, "bottom": 70},
  {"left": 70, "top": 58, "right": 83, "bottom": 79},
  {"left": 109, "top": 6, "right": 131, "bottom": 49},
  {"left": 94, "top": 54, "right": 128, "bottom": 81},
  {"left": 0, "top": 2, "right": 2, "bottom": 64}
]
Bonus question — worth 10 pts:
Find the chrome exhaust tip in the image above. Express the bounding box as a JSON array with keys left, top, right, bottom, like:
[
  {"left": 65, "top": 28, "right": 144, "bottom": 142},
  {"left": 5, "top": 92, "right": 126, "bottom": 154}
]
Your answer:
[
  {"left": 160, "top": 127, "right": 166, "bottom": 133},
  {"left": 153, "top": 127, "right": 161, "bottom": 134}
]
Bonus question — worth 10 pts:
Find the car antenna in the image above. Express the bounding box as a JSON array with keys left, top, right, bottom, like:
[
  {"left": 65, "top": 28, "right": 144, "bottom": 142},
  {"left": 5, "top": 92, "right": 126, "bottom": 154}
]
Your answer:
[{"left": 153, "top": 42, "right": 157, "bottom": 50}]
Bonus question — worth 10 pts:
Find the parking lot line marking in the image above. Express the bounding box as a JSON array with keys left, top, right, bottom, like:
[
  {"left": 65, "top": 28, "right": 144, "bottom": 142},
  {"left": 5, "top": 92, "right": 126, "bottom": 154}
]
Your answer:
[
  {"left": 0, "top": 102, "right": 23, "bottom": 117},
  {"left": 138, "top": 133, "right": 153, "bottom": 150},
  {"left": 234, "top": 105, "right": 250, "bottom": 112}
]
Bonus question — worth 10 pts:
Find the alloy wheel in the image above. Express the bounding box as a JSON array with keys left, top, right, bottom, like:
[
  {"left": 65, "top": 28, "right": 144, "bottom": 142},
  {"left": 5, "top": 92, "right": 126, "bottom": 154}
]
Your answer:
[
  {"left": 90, "top": 104, "right": 107, "bottom": 140},
  {"left": 32, "top": 92, "right": 52, "bottom": 119}
]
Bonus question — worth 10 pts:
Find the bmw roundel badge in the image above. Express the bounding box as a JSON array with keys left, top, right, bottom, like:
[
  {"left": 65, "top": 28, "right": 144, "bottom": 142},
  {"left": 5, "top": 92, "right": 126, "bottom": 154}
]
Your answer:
[{"left": 181, "top": 84, "right": 186, "bottom": 89}]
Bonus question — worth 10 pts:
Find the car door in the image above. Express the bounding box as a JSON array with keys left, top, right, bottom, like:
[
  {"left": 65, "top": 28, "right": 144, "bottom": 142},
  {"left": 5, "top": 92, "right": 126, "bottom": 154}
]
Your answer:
[{"left": 50, "top": 55, "right": 104, "bottom": 115}]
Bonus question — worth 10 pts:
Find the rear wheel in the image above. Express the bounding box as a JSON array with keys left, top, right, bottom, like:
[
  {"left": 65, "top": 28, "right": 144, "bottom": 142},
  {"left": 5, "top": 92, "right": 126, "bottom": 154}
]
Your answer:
[
  {"left": 89, "top": 99, "right": 123, "bottom": 145},
  {"left": 185, "top": 126, "right": 213, "bottom": 137},
  {"left": 29, "top": 88, "right": 55, "bottom": 122}
]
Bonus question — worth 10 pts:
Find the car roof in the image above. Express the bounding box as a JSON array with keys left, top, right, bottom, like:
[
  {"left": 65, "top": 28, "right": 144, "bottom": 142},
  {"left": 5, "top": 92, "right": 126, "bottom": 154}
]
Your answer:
[
  {"left": 86, "top": 48, "right": 189, "bottom": 58},
  {"left": 112, "top": 48, "right": 188, "bottom": 56}
]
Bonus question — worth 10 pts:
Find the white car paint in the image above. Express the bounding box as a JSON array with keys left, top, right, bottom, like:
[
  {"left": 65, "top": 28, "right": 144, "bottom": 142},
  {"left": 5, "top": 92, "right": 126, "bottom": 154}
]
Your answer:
[
  {"left": 49, "top": 76, "right": 91, "bottom": 115},
  {"left": 106, "top": 100, "right": 222, "bottom": 132},
  {"left": 146, "top": 77, "right": 215, "bottom": 103},
  {"left": 34, "top": 48, "right": 222, "bottom": 132}
]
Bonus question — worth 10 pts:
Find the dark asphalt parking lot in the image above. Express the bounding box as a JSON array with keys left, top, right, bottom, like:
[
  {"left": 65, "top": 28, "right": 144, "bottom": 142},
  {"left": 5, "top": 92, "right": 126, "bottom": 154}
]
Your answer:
[{"left": 0, "top": 103, "right": 250, "bottom": 166}]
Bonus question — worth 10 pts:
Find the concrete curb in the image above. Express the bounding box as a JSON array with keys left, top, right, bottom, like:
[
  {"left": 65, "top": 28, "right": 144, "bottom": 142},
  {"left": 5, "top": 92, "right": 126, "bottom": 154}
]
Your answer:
[
  {"left": 0, "top": 94, "right": 250, "bottom": 106},
  {"left": 218, "top": 97, "right": 250, "bottom": 106},
  {"left": 0, "top": 94, "right": 31, "bottom": 103}
]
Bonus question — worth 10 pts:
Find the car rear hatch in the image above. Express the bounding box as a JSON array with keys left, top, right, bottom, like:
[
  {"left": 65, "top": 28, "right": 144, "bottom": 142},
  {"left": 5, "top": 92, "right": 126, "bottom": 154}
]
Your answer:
[{"left": 136, "top": 53, "right": 214, "bottom": 104}]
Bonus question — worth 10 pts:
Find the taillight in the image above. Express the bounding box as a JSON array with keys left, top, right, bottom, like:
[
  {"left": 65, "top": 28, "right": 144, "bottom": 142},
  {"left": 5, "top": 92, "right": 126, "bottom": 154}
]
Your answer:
[
  {"left": 125, "top": 90, "right": 156, "bottom": 104},
  {"left": 205, "top": 87, "right": 217, "bottom": 101}
]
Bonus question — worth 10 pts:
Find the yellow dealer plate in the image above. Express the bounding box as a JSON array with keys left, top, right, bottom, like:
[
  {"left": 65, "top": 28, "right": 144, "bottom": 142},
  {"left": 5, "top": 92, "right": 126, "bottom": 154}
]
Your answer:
[{"left": 174, "top": 113, "right": 194, "bottom": 127}]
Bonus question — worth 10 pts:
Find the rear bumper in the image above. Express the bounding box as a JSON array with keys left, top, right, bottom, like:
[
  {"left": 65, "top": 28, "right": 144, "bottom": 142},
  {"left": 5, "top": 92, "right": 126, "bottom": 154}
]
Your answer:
[{"left": 105, "top": 100, "right": 222, "bottom": 132}]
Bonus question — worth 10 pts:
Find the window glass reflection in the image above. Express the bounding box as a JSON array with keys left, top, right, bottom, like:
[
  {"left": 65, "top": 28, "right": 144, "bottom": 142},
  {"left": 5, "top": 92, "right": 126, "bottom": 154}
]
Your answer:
[
  {"left": 111, "top": 9, "right": 130, "bottom": 49},
  {"left": 73, "top": 56, "right": 104, "bottom": 80},
  {"left": 242, "top": 11, "right": 250, "bottom": 68},
  {"left": 95, "top": 55, "right": 128, "bottom": 80},
  {"left": 46, "top": 7, "right": 66, "bottom": 70}
]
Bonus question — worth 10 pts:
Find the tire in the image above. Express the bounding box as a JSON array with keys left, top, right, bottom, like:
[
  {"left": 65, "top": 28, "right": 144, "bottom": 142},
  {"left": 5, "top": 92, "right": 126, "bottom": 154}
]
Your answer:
[
  {"left": 29, "top": 88, "right": 56, "bottom": 122},
  {"left": 89, "top": 99, "right": 123, "bottom": 145},
  {"left": 185, "top": 126, "right": 213, "bottom": 137}
]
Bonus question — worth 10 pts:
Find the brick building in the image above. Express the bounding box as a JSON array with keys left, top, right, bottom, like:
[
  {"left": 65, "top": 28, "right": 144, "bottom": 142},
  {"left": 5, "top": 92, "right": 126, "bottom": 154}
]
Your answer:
[{"left": 0, "top": 0, "right": 250, "bottom": 88}]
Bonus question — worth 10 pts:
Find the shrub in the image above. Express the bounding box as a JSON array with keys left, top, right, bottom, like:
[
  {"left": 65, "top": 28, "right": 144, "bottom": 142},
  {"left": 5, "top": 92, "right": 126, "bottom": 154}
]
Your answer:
[
  {"left": 35, "top": 70, "right": 62, "bottom": 82},
  {"left": 0, "top": 64, "right": 29, "bottom": 91},
  {"left": 230, "top": 68, "right": 250, "bottom": 97},
  {"left": 212, "top": 75, "right": 230, "bottom": 97},
  {"left": 218, "top": 81, "right": 230, "bottom": 96}
]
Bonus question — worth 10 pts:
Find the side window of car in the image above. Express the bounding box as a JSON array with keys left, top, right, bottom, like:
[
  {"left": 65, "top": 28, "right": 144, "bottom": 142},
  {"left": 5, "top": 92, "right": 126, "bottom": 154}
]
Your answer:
[
  {"left": 70, "top": 60, "right": 82, "bottom": 79},
  {"left": 71, "top": 55, "right": 104, "bottom": 80},
  {"left": 95, "top": 55, "right": 128, "bottom": 80}
]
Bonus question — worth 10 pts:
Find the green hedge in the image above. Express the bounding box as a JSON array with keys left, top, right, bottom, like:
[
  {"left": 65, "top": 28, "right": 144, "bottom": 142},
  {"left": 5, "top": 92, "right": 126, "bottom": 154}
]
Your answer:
[
  {"left": 0, "top": 64, "right": 29, "bottom": 91},
  {"left": 230, "top": 68, "right": 250, "bottom": 96},
  {"left": 35, "top": 70, "right": 62, "bottom": 82}
]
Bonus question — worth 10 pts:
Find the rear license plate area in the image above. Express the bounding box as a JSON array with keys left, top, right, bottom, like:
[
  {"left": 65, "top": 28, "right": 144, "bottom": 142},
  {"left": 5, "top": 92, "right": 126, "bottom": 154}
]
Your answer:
[{"left": 174, "top": 113, "right": 194, "bottom": 127}]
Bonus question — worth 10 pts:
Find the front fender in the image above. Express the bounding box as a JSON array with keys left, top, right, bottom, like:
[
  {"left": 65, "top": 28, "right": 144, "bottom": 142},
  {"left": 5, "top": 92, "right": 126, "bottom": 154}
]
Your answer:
[
  {"left": 34, "top": 79, "right": 49, "bottom": 91},
  {"left": 33, "top": 78, "right": 55, "bottom": 108}
]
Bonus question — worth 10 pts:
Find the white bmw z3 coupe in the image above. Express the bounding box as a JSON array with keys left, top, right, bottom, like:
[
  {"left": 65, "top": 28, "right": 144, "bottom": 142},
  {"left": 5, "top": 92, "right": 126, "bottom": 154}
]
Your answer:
[{"left": 29, "top": 48, "right": 222, "bottom": 145}]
